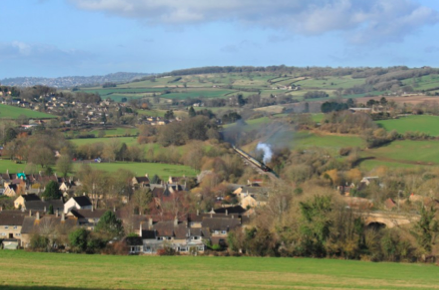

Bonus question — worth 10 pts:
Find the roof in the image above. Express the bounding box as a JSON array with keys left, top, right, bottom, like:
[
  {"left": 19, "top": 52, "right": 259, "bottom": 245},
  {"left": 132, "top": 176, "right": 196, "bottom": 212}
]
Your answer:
[
  {"left": 72, "top": 196, "right": 92, "bottom": 207},
  {"left": 134, "top": 176, "right": 149, "bottom": 183},
  {"left": 214, "top": 206, "right": 247, "bottom": 215},
  {"left": 202, "top": 217, "right": 241, "bottom": 231},
  {"left": 0, "top": 211, "right": 26, "bottom": 226},
  {"left": 21, "top": 194, "right": 41, "bottom": 202},
  {"left": 69, "top": 209, "right": 107, "bottom": 219},
  {"left": 25, "top": 199, "right": 64, "bottom": 212},
  {"left": 153, "top": 221, "right": 188, "bottom": 239}
]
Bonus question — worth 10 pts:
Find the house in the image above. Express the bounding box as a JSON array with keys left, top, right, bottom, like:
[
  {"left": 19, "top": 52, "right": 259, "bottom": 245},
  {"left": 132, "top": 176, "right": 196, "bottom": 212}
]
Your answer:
[
  {"left": 17, "top": 196, "right": 64, "bottom": 213},
  {"left": 138, "top": 217, "right": 206, "bottom": 255},
  {"left": 67, "top": 208, "right": 107, "bottom": 230},
  {"left": 131, "top": 174, "right": 150, "bottom": 189},
  {"left": 0, "top": 210, "right": 26, "bottom": 240},
  {"left": 64, "top": 195, "right": 92, "bottom": 214},
  {"left": 20, "top": 211, "right": 77, "bottom": 248},
  {"left": 201, "top": 215, "right": 241, "bottom": 246},
  {"left": 14, "top": 194, "right": 40, "bottom": 209}
]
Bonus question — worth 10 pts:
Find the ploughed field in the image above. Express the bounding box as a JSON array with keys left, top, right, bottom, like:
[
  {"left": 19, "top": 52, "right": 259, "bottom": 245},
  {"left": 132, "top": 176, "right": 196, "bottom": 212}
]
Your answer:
[{"left": 1, "top": 251, "right": 439, "bottom": 290}]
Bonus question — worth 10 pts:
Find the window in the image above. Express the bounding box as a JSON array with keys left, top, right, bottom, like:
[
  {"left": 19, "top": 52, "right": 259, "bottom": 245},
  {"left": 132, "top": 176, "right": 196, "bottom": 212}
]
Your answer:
[
  {"left": 221, "top": 230, "right": 227, "bottom": 235},
  {"left": 13, "top": 226, "right": 17, "bottom": 230},
  {"left": 15, "top": 233, "right": 20, "bottom": 236},
  {"left": 198, "top": 245, "right": 204, "bottom": 251},
  {"left": 192, "top": 236, "right": 199, "bottom": 240},
  {"left": 4, "top": 226, "right": 8, "bottom": 229}
]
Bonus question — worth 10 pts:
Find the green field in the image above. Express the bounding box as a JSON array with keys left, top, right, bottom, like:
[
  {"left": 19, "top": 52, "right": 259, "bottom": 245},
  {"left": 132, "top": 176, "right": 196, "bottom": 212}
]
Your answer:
[
  {"left": 264, "top": 131, "right": 364, "bottom": 155},
  {"left": 71, "top": 137, "right": 139, "bottom": 147},
  {"left": 161, "top": 89, "right": 236, "bottom": 100},
  {"left": 364, "top": 140, "right": 439, "bottom": 166},
  {"left": 401, "top": 74, "right": 439, "bottom": 91},
  {"left": 1, "top": 251, "right": 439, "bottom": 289},
  {"left": 0, "top": 160, "right": 28, "bottom": 173},
  {"left": 377, "top": 115, "right": 439, "bottom": 136},
  {"left": 294, "top": 76, "right": 366, "bottom": 89},
  {"left": 0, "top": 104, "right": 56, "bottom": 119},
  {"left": 73, "top": 161, "right": 197, "bottom": 178}
]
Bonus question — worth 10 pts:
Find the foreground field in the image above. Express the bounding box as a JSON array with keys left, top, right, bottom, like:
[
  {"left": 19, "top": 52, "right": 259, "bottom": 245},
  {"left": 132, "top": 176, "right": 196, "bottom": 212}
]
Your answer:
[{"left": 0, "top": 251, "right": 439, "bottom": 290}]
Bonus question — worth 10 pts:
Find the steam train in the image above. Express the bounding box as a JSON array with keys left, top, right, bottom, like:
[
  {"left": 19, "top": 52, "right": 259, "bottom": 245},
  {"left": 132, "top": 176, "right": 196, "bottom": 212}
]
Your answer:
[{"left": 233, "top": 146, "right": 271, "bottom": 172}]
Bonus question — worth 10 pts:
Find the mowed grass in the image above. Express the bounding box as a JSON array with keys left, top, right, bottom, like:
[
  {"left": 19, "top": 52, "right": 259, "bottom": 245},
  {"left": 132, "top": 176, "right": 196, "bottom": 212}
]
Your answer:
[
  {"left": 73, "top": 161, "right": 198, "bottom": 178},
  {"left": 0, "top": 104, "right": 56, "bottom": 119},
  {"left": 1, "top": 251, "right": 439, "bottom": 290},
  {"left": 377, "top": 115, "right": 439, "bottom": 136}
]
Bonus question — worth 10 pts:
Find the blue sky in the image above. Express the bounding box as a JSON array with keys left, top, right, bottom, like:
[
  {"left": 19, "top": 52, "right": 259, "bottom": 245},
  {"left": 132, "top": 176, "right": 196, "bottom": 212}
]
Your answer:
[{"left": 1, "top": 0, "right": 439, "bottom": 78}]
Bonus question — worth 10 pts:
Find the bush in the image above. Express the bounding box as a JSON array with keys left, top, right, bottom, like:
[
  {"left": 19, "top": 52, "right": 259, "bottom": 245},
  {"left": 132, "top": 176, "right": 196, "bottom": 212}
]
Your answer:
[{"left": 30, "top": 234, "right": 49, "bottom": 251}]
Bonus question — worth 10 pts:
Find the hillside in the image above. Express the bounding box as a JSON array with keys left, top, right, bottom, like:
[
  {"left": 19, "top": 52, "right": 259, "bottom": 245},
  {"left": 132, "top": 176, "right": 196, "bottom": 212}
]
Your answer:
[
  {"left": 1, "top": 72, "right": 150, "bottom": 88},
  {"left": 76, "top": 66, "right": 439, "bottom": 104}
]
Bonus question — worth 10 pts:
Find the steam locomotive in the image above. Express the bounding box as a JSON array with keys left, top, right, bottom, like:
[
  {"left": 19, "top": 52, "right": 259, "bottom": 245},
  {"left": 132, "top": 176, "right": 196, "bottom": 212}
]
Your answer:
[{"left": 233, "top": 146, "right": 271, "bottom": 172}]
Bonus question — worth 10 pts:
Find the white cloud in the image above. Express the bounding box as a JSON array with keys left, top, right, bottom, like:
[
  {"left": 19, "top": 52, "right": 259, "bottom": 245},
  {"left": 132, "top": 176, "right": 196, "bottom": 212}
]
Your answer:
[{"left": 68, "top": 0, "right": 439, "bottom": 44}]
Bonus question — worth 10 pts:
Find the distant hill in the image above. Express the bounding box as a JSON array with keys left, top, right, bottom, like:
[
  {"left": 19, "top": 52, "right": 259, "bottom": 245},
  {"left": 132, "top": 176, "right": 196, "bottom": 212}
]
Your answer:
[{"left": 0, "top": 72, "right": 151, "bottom": 88}]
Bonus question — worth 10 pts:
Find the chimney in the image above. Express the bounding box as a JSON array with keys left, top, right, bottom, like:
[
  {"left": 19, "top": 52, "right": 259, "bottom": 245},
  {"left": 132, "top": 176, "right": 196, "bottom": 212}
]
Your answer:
[
  {"left": 83, "top": 192, "right": 86, "bottom": 196},
  {"left": 6, "top": 169, "right": 8, "bottom": 175},
  {"left": 41, "top": 196, "right": 45, "bottom": 201},
  {"left": 44, "top": 206, "right": 46, "bottom": 212},
  {"left": 148, "top": 218, "right": 153, "bottom": 229},
  {"left": 145, "top": 173, "right": 148, "bottom": 178},
  {"left": 113, "top": 206, "right": 116, "bottom": 212},
  {"left": 61, "top": 213, "right": 65, "bottom": 221},
  {"left": 139, "top": 222, "right": 143, "bottom": 237},
  {"left": 36, "top": 212, "right": 40, "bottom": 220},
  {"left": 91, "top": 206, "right": 94, "bottom": 212},
  {"left": 56, "top": 210, "right": 59, "bottom": 217},
  {"left": 174, "top": 216, "right": 178, "bottom": 227},
  {"left": 225, "top": 209, "right": 228, "bottom": 216},
  {"left": 29, "top": 210, "right": 32, "bottom": 217},
  {"left": 232, "top": 215, "right": 234, "bottom": 219},
  {"left": 196, "top": 209, "right": 199, "bottom": 216}
]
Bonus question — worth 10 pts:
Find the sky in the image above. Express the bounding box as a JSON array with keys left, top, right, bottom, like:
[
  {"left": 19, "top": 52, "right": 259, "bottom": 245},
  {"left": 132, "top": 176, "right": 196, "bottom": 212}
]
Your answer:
[{"left": 1, "top": 0, "right": 439, "bottom": 78}]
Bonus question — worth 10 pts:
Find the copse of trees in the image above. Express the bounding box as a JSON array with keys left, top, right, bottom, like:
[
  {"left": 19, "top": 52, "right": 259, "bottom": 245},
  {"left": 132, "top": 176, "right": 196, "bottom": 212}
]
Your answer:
[{"left": 304, "top": 91, "right": 329, "bottom": 99}]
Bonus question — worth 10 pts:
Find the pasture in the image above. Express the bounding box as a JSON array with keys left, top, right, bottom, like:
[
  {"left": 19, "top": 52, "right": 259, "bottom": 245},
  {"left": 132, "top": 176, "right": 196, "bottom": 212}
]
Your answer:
[
  {"left": 0, "top": 104, "right": 55, "bottom": 119},
  {"left": 70, "top": 137, "right": 139, "bottom": 147},
  {"left": 73, "top": 161, "right": 198, "bottom": 178},
  {"left": 376, "top": 115, "right": 439, "bottom": 136},
  {"left": 364, "top": 140, "right": 439, "bottom": 166},
  {"left": 1, "top": 251, "right": 439, "bottom": 290}
]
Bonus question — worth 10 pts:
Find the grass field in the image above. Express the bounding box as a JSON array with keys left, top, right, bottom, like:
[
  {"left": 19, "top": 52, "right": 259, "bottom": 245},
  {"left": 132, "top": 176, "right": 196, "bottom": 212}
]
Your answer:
[
  {"left": 70, "top": 137, "right": 139, "bottom": 147},
  {"left": 377, "top": 115, "right": 439, "bottom": 136},
  {"left": 1, "top": 251, "right": 439, "bottom": 290},
  {"left": 0, "top": 104, "right": 55, "bottom": 119},
  {"left": 0, "top": 160, "right": 28, "bottom": 173},
  {"left": 73, "top": 161, "right": 198, "bottom": 178},
  {"left": 364, "top": 140, "right": 439, "bottom": 165}
]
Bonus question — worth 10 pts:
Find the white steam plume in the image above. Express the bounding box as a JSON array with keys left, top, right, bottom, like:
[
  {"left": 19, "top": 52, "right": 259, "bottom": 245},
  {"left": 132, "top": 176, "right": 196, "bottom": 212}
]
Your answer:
[{"left": 256, "top": 143, "right": 273, "bottom": 163}]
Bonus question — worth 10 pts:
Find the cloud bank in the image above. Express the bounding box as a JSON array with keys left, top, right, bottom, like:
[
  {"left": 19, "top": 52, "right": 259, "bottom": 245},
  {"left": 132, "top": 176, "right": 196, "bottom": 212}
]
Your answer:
[{"left": 68, "top": 0, "right": 439, "bottom": 44}]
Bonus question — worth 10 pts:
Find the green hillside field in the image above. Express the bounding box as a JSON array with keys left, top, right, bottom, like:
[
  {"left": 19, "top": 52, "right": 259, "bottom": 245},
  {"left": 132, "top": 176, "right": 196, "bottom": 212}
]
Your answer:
[
  {"left": 0, "top": 104, "right": 56, "bottom": 119},
  {"left": 1, "top": 251, "right": 439, "bottom": 290},
  {"left": 376, "top": 115, "right": 439, "bottom": 136}
]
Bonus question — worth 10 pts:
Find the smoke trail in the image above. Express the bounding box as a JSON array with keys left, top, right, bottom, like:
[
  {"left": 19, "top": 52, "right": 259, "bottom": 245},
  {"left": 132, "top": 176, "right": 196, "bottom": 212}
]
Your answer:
[{"left": 256, "top": 143, "right": 273, "bottom": 163}]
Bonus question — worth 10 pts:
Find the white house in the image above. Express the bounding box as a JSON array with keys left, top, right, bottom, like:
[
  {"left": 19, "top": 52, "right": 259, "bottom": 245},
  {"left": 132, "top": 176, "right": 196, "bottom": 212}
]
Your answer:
[{"left": 64, "top": 195, "right": 92, "bottom": 214}]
